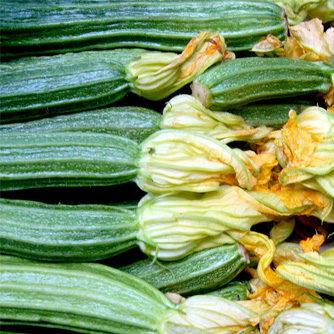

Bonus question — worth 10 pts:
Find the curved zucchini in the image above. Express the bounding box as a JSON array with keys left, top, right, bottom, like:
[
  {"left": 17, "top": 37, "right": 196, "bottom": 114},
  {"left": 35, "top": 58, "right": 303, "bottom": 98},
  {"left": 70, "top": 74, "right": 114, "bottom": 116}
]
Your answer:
[
  {"left": 120, "top": 243, "right": 247, "bottom": 296},
  {"left": 0, "top": 49, "right": 144, "bottom": 123},
  {"left": 1, "top": 0, "right": 287, "bottom": 59},
  {"left": 0, "top": 197, "right": 138, "bottom": 262},
  {"left": 192, "top": 57, "right": 334, "bottom": 110},
  {"left": 0, "top": 132, "right": 140, "bottom": 191},
  {"left": 0, "top": 106, "right": 162, "bottom": 143}
]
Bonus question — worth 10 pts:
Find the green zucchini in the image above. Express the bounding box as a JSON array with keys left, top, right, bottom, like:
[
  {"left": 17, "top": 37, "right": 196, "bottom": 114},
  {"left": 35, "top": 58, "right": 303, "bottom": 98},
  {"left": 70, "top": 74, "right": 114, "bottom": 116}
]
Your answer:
[
  {"left": 226, "top": 98, "right": 319, "bottom": 129},
  {"left": 0, "top": 132, "right": 140, "bottom": 191},
  {"left": 0, "top": 197, "right": 138, "bottom": 262},
  {"left": 0, "top": 186, "right": 269, "bottom": 262},
  {"left": 0, "top": 49, "right": 141, "bottom": 124},
  {"left": 191, "top": 57, "right": 334, "bottom": 110},
  {"left": 0, "top": 129, "right": 256, "bottom": 193},
  {"left": 1, "top": 32, "right": 223, "bottom": 123},
  {"left": 0, "top": 106, "right": 162, "bottom": 143},
  {"left": 207, "top": 281, "right": 251, "bottom": 301},
  {"left": 0, "top": 255, "right": 256, "bottom": 334},
  {"left": 119, "top": 243, "right": 247, "bottom": 296},
  {"left": 1, "top": 0, "right": 287, "bottom": 59}
]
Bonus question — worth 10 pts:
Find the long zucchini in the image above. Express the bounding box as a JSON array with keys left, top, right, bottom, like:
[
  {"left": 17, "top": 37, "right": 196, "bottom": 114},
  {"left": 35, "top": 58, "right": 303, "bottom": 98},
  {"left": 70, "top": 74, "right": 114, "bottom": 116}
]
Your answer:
[
  {"left": 0, "top": 197, "right": 138, "bottom": 262},
  {"left": 1, "top": 31, "right": 223, "bottom": 123},
  {"left": 0, "top": 186, "right": 270, "bottom": 262},
  {"left": 0, "top": 49, "right": 135, "bottom": 124},
  {"left": 119, "top": 243, "right": 247, "bottom": 296},
  {"left": 191, "top": 57, "right": 334, "bottom": 110},
  {"left": 0, "top": 129, "right": 255, "bottom": 193},
  {"left": 0, "top": 132, "right": 140, "bottom": 191},
  {"left": 0, "top": 255, "right": 256, "bottom": 334},
  {"left": 1, "top": 0, "right": 287, "bottom": 59},
  {"left": 0, "top": 106, "right": 162, "bottom": 143}
]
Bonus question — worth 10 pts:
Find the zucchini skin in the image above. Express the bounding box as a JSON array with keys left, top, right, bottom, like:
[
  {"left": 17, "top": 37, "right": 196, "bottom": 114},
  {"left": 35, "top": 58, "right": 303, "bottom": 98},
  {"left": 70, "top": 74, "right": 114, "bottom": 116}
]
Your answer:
[
  {"left": 0, "top": 106, "right": 162, "bottom": 143},
  {"left": 192, "top": 57, "right": 334, "bottom": 110},
  {"left": 1, "top": 0, "right": 287, "bottom": 59},
  {"left": 207, "top": 281, "right": 250, "bottom": 301},
  {"left": 0, "top": 197, "right": 138, "bottom": 262},
  {"left": 0, "top": 255, "right": 176, "bottom": 334},
  {"left": 228, "top": 98, "right": 318, "bottom": 129},
  {"left": 120, "top": 243, "right": 247, "bottom": 296},
  {"left": 0, "top": 132, "right": 140, "bottom": 191},
  {"left": 0, "top": 49, "right": 144, "bottom": 124}
]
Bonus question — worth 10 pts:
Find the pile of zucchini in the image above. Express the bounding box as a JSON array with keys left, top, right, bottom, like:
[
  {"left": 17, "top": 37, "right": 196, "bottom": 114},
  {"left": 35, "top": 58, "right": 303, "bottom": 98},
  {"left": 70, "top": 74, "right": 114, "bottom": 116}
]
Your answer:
[{"left": 1, "top": 1, "right": 334, "bottom": 334}]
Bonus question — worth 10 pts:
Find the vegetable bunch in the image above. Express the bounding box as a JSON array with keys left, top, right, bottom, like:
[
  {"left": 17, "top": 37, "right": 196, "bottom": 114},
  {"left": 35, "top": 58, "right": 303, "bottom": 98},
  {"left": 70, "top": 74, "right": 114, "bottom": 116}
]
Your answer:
[{"left": 1, "top": 2, "right": 334, "bottom": 334}]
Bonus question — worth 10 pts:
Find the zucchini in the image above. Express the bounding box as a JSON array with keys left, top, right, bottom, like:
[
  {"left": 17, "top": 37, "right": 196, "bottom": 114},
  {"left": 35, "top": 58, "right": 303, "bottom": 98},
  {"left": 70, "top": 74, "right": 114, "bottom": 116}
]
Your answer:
[
  {"left": 207, "top": 281, "right": 251, "bottom": 301},
  {"left": 0, "top": 129, "right": 256, "bottom": 193},
  {"left": 0, "top": 132, "right": 140, "bottom": 191},
  {"left": 0, "top": 49, "right": 140, "bottom": 124},
  {"left": 1, "top": 0, "right": 287, "bottom": 59},
  {"left": 1, "top": 31, "right": 223, "bottom": 123},
  {"left": 0, "top": 197, "right": 138, "bottom": 262},
  {"left": 0, "top": 255, "right": 258, "bottom": 334},
  {"left": 0, "top": 255, "right": 178, "bottom": 334},
  {"left": 191, "top": 57, "right": 334, "bottom": 110},
  {"left": 226, "top": 98, "right": 319, "bottom": 129},
  {"left": 0, "top": 106, "right": 162, "bottom": 143},
  {"left": 0, "top": 186, "right": 269, "bottom": 262},
  {"left": 119, "top": 243, "right": 247, "bottom": 296}
]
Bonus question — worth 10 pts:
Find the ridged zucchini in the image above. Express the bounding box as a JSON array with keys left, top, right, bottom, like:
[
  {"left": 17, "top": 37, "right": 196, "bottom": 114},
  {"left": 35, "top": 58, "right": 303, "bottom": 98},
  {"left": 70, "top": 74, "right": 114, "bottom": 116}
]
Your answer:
[
  {"left": 0, "top": 49, "right": 142, "bottom": 124},
  {"left": 1, "top": 0, "right": 287, "bottom": 59},
  {"left": 0, "top": 255, "right": 257, "bottom": 334},
  {"left": 0, "top": 197, "right": 138, "bottom": 262},
  {"left": 0, "top": 132, "right": 139, "bottom": 191},
  {"left": 0, "top": 106, "right": 162, "bottom": 143},
  {"left": 120, "top": 243, "right": 247, "bottom": 296},
  {"left": 1, "top": 31, "right": 223, "bottom": 124},
  {"left": 192, "top": 57, "right": 334, "bottom": 110},
  {"left": 0, "top": 186, "right": 266, "bottom": 263},
  {"left": 0, "top": 255, "right": 177, "bottom": 334},
  {"left": 226, "top": 98, "right": 319, "bottom": 129}
]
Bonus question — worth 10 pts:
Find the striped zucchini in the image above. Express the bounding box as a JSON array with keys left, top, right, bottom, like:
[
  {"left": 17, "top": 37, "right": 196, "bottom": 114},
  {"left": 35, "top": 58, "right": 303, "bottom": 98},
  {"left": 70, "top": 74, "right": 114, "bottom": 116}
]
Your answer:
[
  {"left": 1, "top": 0, "right": 287, "bottom": 59},
  {"left": 0, "top": 49, "right": 142, "bottom": 124},
  {"left": 0, "top": 186, "right": 267, "bottom": 263},
  {"left": 0, "top": 132, "right": 140, "bottom": 191},
  {"left": 0, "top": 255, "right": 257, "bottom": 334},
  {"left": 1, "top": 31, "right": 223, "bottom": 123},
  {"left": 0, "top": 106, "right": 162, "bottom": 143},
  {"left": 0, "top": 255, "right": 177, "bottom": 334},
  {"left": 120, "top": 243, "right": 247, "bottom": 296},
  {"left": 192, "top": 57, "right": 334, "bottom": 110},
  {"left": 0, "top": 197, "right": 138, "bottom": 262},
  {"left": 226, "top": 98, "right": 319, "bottom": 129}
]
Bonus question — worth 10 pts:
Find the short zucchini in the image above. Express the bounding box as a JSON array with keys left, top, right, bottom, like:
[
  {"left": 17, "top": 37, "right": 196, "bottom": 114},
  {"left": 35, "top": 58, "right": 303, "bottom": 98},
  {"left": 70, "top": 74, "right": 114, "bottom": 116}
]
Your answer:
[
  {"left": 191, "top": 57, "right": 334, "bottom": 110},
  {"left": 226, "top": 98, "right": 319, "bottom": 129},
  {"left": 1, "top": 0, "right": 287, "bottom": 59},
  {"left": 120, "top": 243, "right": 247, "bottom": 296},
  {"left": 207, "top": 281, "right": 251, "bottom": 301}
]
